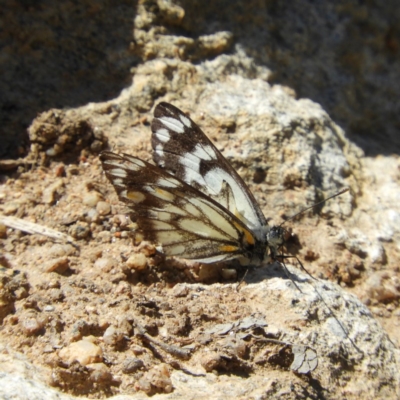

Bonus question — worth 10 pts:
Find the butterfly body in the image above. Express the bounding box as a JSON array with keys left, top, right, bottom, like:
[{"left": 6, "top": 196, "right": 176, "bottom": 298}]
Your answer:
[{"left": 101, "top": 102, "right": 286, "bottom": 267}]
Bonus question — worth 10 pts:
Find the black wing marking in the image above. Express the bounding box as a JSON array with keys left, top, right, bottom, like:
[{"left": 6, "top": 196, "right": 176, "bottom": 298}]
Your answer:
[
  {"left": 100, "top": 151, "right": 266, "bottom": 264},
  {"left": 151, "top": 102, "right": 267, "bottom": 239}
]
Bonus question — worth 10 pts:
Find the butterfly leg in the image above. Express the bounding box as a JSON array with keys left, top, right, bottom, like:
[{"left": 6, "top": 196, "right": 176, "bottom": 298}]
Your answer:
[
  {"left": 273, "top": 254, "right": 304, "bottom": 293},
  {"left": 235, "top": 267, "right": 250, "bottom": 291},
  {"left": 275, "top": 254, "right": 317, "bottom": 281}
]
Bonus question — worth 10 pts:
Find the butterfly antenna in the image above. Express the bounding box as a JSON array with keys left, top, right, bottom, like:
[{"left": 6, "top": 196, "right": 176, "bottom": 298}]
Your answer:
[
  {"left": 279, "top": 188, "right": 349, "bottom": 228},
  {"left": 278, "top": 254, "right": 363, "bottom": 354},
  {"left": 279, "top": 256, "right": 304, "bottom": 294}
]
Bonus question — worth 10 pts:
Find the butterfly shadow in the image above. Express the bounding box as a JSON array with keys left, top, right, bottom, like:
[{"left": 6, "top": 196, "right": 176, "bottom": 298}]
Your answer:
[{"left": 241, "top": 260, "right": 310, "bottom": 287}]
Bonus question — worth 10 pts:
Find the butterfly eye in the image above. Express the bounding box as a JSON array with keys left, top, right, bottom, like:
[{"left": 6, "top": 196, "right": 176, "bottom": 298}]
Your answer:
[{"left": 267, "top": 226, "right": 286, "bottom": 248}]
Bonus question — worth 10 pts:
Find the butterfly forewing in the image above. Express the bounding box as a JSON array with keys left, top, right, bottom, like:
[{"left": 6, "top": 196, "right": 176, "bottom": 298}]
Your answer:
[
  {"left": 100, "top": 151, "right": 264, "bottom": 264},
  {"left": 151, "top": 102, "right": 267, "bottom": 239}
]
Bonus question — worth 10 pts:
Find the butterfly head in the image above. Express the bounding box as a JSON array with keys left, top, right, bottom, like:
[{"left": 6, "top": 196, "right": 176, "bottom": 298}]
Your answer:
[{"left": 266, "top": 225, "right": 288, "bottom": 260}]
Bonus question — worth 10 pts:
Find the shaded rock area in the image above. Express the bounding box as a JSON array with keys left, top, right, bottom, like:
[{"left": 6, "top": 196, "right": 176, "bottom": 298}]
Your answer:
[
  {"left": 0, "top": 0, "right": 138, "bottom": 158},
  {"left": 1, "top": 1, "right": 399, "bottom": 158},
  {"left": 1, "top": 1, "right": 400, "bottom": 399}
]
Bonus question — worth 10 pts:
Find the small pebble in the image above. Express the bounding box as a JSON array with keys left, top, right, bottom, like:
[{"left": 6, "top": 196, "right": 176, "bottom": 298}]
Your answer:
[
  {"left": 69, "top": 222, "right": 91, "bottom": 239},
  {"left": 136, "top": 242, "right": 157, "bottom": 256},
  {"left": 103, "top": 326, "right": 125, "bottom": 346},
  {"left": 96, "top": 201, "right": 111, "bottom": 216},
  {"left": 3, "top": 202, "right": 19, "bottom": 215},
  {"left": 48, "top": 279, "right": 61, "bottom": 288},
  {"left": 126, "top": 253, "right": 147, "bottom": 271},
  {"left": 23, "top": 297, "right": 38, "bottom": 309},
  {"left": 172, "top": 285, "right": 189, "bottom": 298},
  {"left": 98, "top": 318, "right": 111, "bottom": 330},
  {"left": 122, "top": 357, "right": 144, "bottom": 373},
  {"left": 43, "top": 257, "right": 69, "bottom": 273},
  {"left": 59, "top": 339, "right": 103, "bottom": 366},
  {"left": 0, "top": 253, "right": 14, "bottom": 268},
  {"left": 49, "top": 288, "right": 64, "bottom": 301},
  {"left": 86, "top": 362, "right": 112, "bottom": 382},
  {"left": 115, "top": 281, "right": 132, "bottom": 296},
  {"left": 43, "top": 345, "right": 54, "bottom": 353},
  {"left": 54, "top": 164, "right": 65, "bottom": 177},
  {"left": 229, "top": 338, "right": 247, "bottom": 359},
  {"left": 369, "top": 243, "right": 386, "bottom": 264},
  {"left": 131, "top": 345, "right": 146, "bottom": 355},
  {"left": 95, "top": 231, "right": 112, "bottom": 243},
  {"left": 42, "top": 179, "right": 64, "bottom": 205},
  {"left": 94, "top": 257, "right": 117, "bottom": 273},
  {"left": 45, "top": 146, "right": 59, "bottom": 157},
  {"left": 117, "top": 316, "right": 133, "bottom": 335},
  {"left": 86, "top": 208, "right": 100, "bottom": 222},
  {"left": 14, "top": 287, "right": 28, "bottom": 300},
  {"left": 136, "top": 363, "right": 172, "bottom": 394},
  {"left": 93, "top": 126, "right": 104, "bottom": 140},
  {"left": 83, "top": 192, "right": 103, "bottom": 207},
  {"left": 47, "top": 244, "right": 75, "bottom": 258},
  {"left": 200, "top": 351, "right": 222, "bottom": 372},
  {"left": 264, "top": 324, "right": 281, "bottom": 338},
  {"left": 366, "top": 271, "right": 400, "bottom": 302},
  {"left": 70, "top": 320, "right": 89, "bottom": 341},
  {"left": 22, "top": 316, "right": 45, "bottom": 336}
]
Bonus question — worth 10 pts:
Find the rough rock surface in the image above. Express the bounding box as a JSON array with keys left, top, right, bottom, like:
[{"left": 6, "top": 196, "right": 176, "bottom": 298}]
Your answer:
[
  {"left": 1, "top": 266, "right": 399, "bottom": 399},
  {"left": 1, "top": 1, "right": 399, "bottom": 157},
  {"left": 1, "top": 1, "right": 400, "bottom": 399}
]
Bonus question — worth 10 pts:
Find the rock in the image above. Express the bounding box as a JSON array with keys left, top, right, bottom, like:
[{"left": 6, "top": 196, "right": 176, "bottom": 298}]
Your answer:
[
  {"left": 96, "top": 201, "right": 111, "bottom": 216},
  {"left": 68, "top": 222, "right": 90, "bottom": 240},
  {"left": 58, "top": 339, "right": 103, "bottom": 366},
  {"left": 47, "top": 244, "right": 76, "bottom": 259},
  {"left": 2, "top": 1, "right": 400, "bottom": 398},
  {"left": 136, "top": 363, "right": 173, "bottom": 395},
  {"left": 3, "top": 202, "right": 20, "bottom": 215},
  {"left": 86, "top": 363, "right": 112, "bottom": 383},
  {"left": 0, "top": 267, "right": 399, "bottom": 398},
  {"left": 364, "top": 271, "right": 400, "bottom": 303},
  {"left": 42, "top": 179, "right": 65, "bottom": 205},
  {"left": 21, "top": 316, "right": 45, "bottom": 336},
  {"left": 43, "top": 257, "right": 69, "bottom": 273},
  {"left": 126, "top": 253, "right": 147, "bottom": 271},
  {"left": 83, "top": 192, "right": 102, "bottom": 207},
  {"left": 103, "top": 326, "right": 125, "bottom": 347},
  {"left": 199, "top": 351, "right": 223, "bottom": 373},
  {"left": 135, "top": 242, "right": 157, "bottom": 257},
  {"left": 86, "top": 208, "right": 100, "bottom": 223},
  {"left": 93, "top": 256, "right": 117, "bottom": 273},
  {"left": 122, "top": 357, "right": 144, "bottom": 374}
]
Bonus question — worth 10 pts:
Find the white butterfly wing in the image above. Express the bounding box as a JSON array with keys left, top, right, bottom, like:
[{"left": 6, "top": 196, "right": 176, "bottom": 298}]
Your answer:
[
  {"left": 151, "top": 102, "right": 268, "bottom": 240},
  {"left": 100, "top": 152, "right": 266, "bottom": 264}
]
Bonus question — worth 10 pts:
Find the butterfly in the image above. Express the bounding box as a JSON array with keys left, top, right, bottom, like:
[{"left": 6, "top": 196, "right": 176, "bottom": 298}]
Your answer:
[{"left": 100, "top": 102, "right": 287, "bottom": 266}]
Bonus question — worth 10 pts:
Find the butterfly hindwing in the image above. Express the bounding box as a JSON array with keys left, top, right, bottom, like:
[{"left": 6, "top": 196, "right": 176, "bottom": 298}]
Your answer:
[
  {"left": 100, "top": 151, "right": 264, "bottom": 264},
  {"left": 151, "top": 102, "right": 267, "bottom": 239}
]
